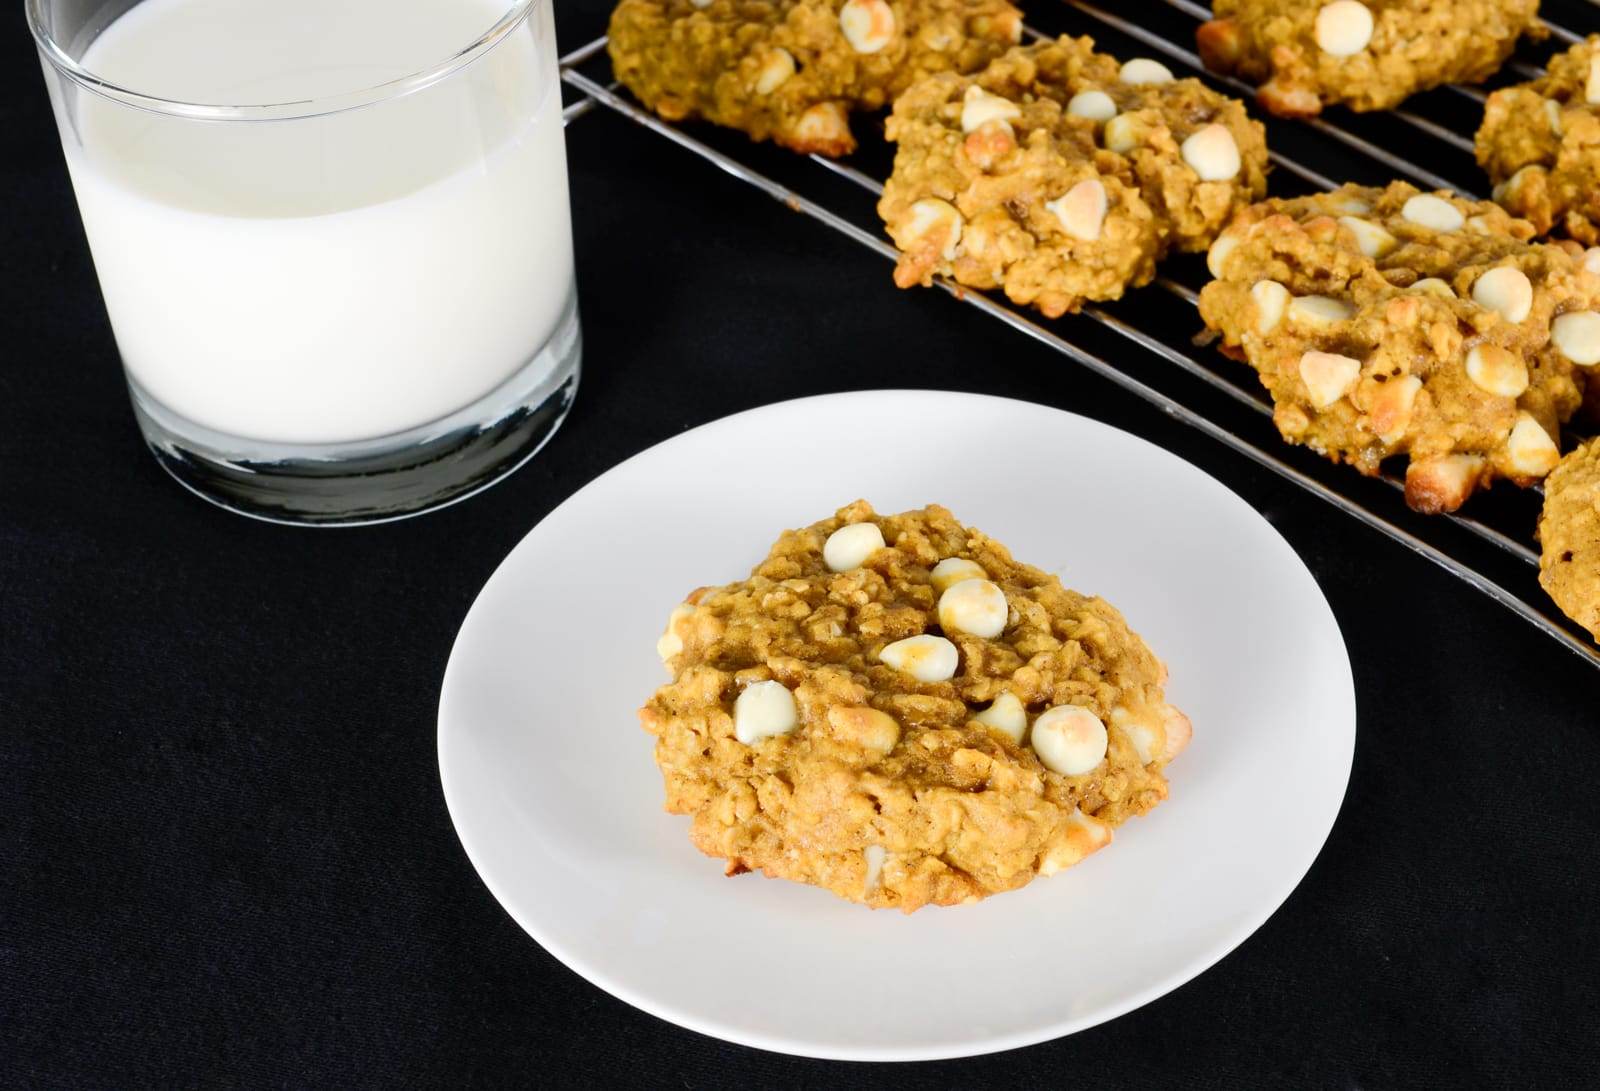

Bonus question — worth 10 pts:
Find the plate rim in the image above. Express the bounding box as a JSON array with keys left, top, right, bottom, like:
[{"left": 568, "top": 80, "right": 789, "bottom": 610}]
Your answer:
[{"left": 438, "top": 388, "right": 1357, "bottom": 1061}]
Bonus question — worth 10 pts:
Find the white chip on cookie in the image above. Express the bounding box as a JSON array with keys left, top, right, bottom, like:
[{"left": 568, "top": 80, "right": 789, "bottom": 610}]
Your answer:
[
  {"left": 930, "top": 556, "right": 986, "bottom": 593},
  {"left": 1465, "top": 343, "right": 1530, "bottom": 397},
  {"left": 973, "top": 692, "right": 1027, "bottom": 743},
  {"left": 1102, "top": 112, "right": 1140, "bottom": 153},
  {"left": 838, "top": 0, "right": 895, "bottom": 54},
  {"left": 1206, "top": 233, "right": 1240, "bottom": 278},
  {"left": 1066, "top": 89, "right": 1117, "bottom": 121},
  {"left": 1408, "top": 277, "right": 1456, "bottom": 298},
  {"left": 1315, "top": 0, "right": 1374, "bottom": 56},
  {"left": 1180, "top": 123, "right": 1241, "bottom": 182},
  {"left": 878, "top": 634, "right": 959, "bottom": 682},
  {"left": 1338, "top": 216, "right": 1397, "bottom": 258},
  {"left": 1299, "top": 350, "right": 1361, "bottom": 408},
  {"left": 1252, "top": 280, "right": 1289, "bottom": 334},
  {"left": 862, "top": 844, "right": 887, "bottom": 894},
  {"left": 1505, "top": 412, "right": 1560, "bottom": 476},
  {"left": 1118, "top": 57, "right": 1173, "bottom": 84},
  {"left": 1030, "top": 705, "right": 1108, "bottom": 776},
  {"left": 1367, "top": 374, "right": 1422, "bottom": 443},
  {"left": 1551, "top": 311, "right": 1600, "bottom": 366},
  {"left": 826, "top": 705, "right": 901, "bottom": 753},
  {"left": 734, "top": 680, "right": 798, "bottom": 745},
  {"left": 1037, "top": 808, "right": 1112, "bottom": 876},
  {"left": 937, "top": 578, "right": 1008, "bottom": 638},
  {"left": 823, "top": 521, "right": 886, "bottom": 572},
  {"left": 1589, "top": 55, "right": 1600, "bottom": 106},
  {"left": 755, "top": 47, "right": 795, "bottom": 94},
  {"left": 1046, "top": 179, "right": 1108, "bottom": 242},
  {"left": 1401, "top": 194, "right": 1465, "bottom": 232},
  {"left": 1585, "top": 248, "right": 1600, "bottom": 275},
  {"left": 902, "top": 198, "right": 963, "bottom": 262},
  {"left": 961, "top": 85, "right": 1021, "bottom": 133},
  {"left": 1287, "top": 294, "right": 1355, "bottom": 326},
  {"left": 656, "top": 603, "right": 695, "bottom": 663},
  {"left": 1472, "top": 266, "right": 1533, "bottom": 324}
]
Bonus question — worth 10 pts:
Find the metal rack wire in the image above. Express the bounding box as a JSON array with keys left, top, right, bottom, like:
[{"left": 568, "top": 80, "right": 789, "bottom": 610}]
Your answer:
[{"left": 556, "top": 2, "right": 1600, "bottom": 670}]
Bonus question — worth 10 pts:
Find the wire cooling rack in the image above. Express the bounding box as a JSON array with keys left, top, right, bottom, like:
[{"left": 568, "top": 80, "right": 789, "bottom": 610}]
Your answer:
[{"left": 557, "top": 0, "right": 1600, "bottom": 670}]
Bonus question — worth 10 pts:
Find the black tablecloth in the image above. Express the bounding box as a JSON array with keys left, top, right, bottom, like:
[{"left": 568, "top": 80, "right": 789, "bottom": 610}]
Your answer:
[{"left": 6, "top": 1, "right": 1598, "bottom": 1085}]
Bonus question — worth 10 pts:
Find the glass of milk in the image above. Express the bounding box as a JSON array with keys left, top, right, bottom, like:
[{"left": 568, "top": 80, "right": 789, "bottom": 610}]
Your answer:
[{"left": 29, "top": 0, "right": 581, "bottom": 524}]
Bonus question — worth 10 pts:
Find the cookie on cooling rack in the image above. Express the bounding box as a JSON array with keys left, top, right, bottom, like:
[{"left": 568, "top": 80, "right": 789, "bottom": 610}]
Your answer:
[
  {"left": 642, "top": 501, "right": 1190, "bottom": 912},
  {"left": 1197, "top": 0, "right": 1544, "bottom": 117},
  {"left": 1197, "top": 182, "right": 1600, "bottom": 513},
  {"left": 878, "top": 35, "right": 1268, "bottom": 317},
  {"left": 605, "top": 0, "right": 1022, "bottom": 157},
  {"left": 1477, "top": 35, "right": 1600, "bottom": 246},
  {"left": 1538, "top": 437, "right": 1600, "bottom": 643}
]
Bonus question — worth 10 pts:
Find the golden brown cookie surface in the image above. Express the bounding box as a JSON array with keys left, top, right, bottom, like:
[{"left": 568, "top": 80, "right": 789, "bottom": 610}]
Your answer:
[
  {"left": 641, "top": 501, "right": 1189, "bottom": 913},
  {"left": 1197, "top": 182, "right": 1600, "bottom": 512},
  {"left": 1198, "top": 0, "right": 1543, "bottom": 116},
  {"left": 1477, "top": 35, "right": 1600, "bottom": 246},
  {"left": 1539, "top": 438, "right": 1600, "bottom": 643},
  {"left": 878, "top": 36, "right": 1268, "bottom": 317},
  {"left": 606, "top": 0, "right": 1022, "bottom": 156}
]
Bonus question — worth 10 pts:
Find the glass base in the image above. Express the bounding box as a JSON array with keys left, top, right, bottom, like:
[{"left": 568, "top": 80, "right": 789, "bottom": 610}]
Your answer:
[{"left": 128, "top": 297, "right": 581, "bottom": 527}]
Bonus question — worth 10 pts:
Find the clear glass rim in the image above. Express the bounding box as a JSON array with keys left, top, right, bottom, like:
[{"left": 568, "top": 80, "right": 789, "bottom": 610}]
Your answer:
[{"left": 26, "top": 0, "right": 539, "bottom": 121}]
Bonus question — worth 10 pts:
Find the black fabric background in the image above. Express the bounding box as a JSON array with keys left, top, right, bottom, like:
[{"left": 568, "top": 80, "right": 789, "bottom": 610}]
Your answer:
[{"left": 4, "top": 0, "right": 1598, "bottom": 1086}]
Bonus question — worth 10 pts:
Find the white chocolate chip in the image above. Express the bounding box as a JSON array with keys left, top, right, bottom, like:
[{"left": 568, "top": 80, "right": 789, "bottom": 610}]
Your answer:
[
  {"left": 826, "top": 705, "right": 900, "bottom": 753},
  {"left": 1031, "top": 705, "right": 1108, "bottom": 776},
  {"left": 1206, "top": 233, "right": 1239, "bottom": 278},
  {"left": 1401, "top": 194, "right": 1465, "bottom": 232},
  {"left": 974, "top": 692, "right": 1027, "bottom": 743},
  {"left": 1066, "top": 89, "right": 1117, "bottom": 121},
  {"left": 879, "top": 634, "right": 959, "bottom": 682},
  {"left": 1180, "top": 123, "right": 1241, "bottom": 181},
  {"left": 1162, "top": 706, "right": 1193, "bottom": 762},
  {"left": 1465, "top": 343, "right": 1530, "bottom": 396},
  {"left": 930, "top": 557, "right": 986, "bottom": 592},
  {"left": 1251, "top": 280, "right": 1289, "bottom": 334},
  {"left": 902, "top": 198, "right": 963, "bottom": 262},
  {"left": 656, "top": 603, "right": 695, "bottom": 662},
  {"left": 1333, "top": 197, "right": 1371, "bottom": 215},
  {"left": 1299, "top": 350, "right": 1361, "bottom": 408},
  {"left": 755, "top": 47, "right": 795, "bottom": 94},
  {"left": 792, "top": 101, "right": 849, "bottom": 146},
  {"left": 1368, "top": 374, "right": 1422, "bottom": 443},
  {"left": 1315, "top": 0, "right": 1373, "bottom": 56},
  {"left": 1472, "top": 266, "right": 1533, "bottom": 324},
  {"left": 1108, "top": 706, "right": 1159, "bottom": 765},
  {"left": 1505, "top": 412, "right": 1560, "bottom": 477},
  {"left": 1552, "top": 311, "right": 1600, "bottom": 366},
  {"left": 1287, "top": 294, "right": 1355, "bottom": 327},
  {"left": 690, "top": 0, "right": 711, "bottom": 7},
  {"left": 1038, "top": 809, "right": 1112, "bottom": 876},
  {"left": 1103, "top": 112, "right": 1140, "bottom": 153},
  {"left": 1046, "top": 179, "right": 1108, "bottom": 242},
  {"left": 823, "top": 521, "right": 885, "bottom": 572},
  {"left": 1406, "top": 454, "right": 1484, "bottom": 512},
  {"left": 862, "top": 844, "right": 887, "bottom": 893},
  {"left": 1589, "top": 55, "right": 1600, "bottom": 105},
  {"left": 734, "top": 680, "right": 798, "bottom": 745},
  {"left": 1466, "top": 214, "right": 1495, "bottom": 235},
  {"left": 961, "top": 84, "right": 1021, "bottom": 133},
  {"left": 1409, "top": 277, "right": 1456, "bottom": 298},
  {"left": 1544, "top": 99, "right": 1564, "bottom": 135},
  {"left": 1585, "top": 247, "right": 1600, "bottom": 275},
  {"left": 937, "top": 578, "right": 1008, "bottom": 638},
  {"left": 1119, "top": 58, "right": 1174, "bottom": 84},
  {"left": 838, "top": 0, "right": 895, "bottom": 53},
  {"left": 1338, "top": 216, "right": 1397, "bottom": 257}
]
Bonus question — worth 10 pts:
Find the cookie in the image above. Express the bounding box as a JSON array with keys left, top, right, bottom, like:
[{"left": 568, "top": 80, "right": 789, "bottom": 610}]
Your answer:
[
  {"left": 1198, "top": 0, "right": 1544, "bottom": 117},
  {"left": 1477, "top": 35, "right": 1600, "bottom": 246},
  {"left": 641, "top": 501, "right": 1190, "bottom": 913},
  {"left": 606, "top": 0, "right": 1022, "bottom": 157},
  {"left": 1197, "top": 182, "right": 1600, "bottom": 512},
  {"left": 1539, "top": 437, "right": 1600, "bottom": 643},
  {"left": 879, "top": 35, "right": 1268, "bottom": 317}
]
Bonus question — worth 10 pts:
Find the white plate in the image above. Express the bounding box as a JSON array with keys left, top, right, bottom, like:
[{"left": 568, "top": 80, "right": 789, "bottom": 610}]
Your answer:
[{"left": 438, "top": 390, "right": 1355, "bottom": 1061}]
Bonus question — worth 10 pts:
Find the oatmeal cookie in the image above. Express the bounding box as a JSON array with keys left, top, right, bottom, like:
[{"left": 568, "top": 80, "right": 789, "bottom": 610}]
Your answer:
[
  {"left": 606, "top": 0, "right": 1022, "bottom": 157},
  {"left": 1198, "top": 0, "right": 1544, "bottom": 117},
  {"left": 641, "top": 501, "right": 1191, "bottom": 912},
  {"left": 1539, "top": 437, "right": 1600, "bottom": 642},
  {"left": 1198, "top": 182, "right": 1600, "bottom": 512},
  {"left": 1477, "top": 35, "right": 1600, "bottom": 245},
  {"left": 879, "top": 36, "right": 1268, "bottom": 317}
]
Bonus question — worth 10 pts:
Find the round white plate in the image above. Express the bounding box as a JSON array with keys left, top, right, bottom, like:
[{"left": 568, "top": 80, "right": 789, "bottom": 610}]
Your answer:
[{"left": 438, "top": 390, "right": 1355, "bottom": 1061}]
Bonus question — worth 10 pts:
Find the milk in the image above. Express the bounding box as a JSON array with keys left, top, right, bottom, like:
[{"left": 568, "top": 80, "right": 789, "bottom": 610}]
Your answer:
[{"left": 60, "top": 0, "right": 573, "bottom": 445}]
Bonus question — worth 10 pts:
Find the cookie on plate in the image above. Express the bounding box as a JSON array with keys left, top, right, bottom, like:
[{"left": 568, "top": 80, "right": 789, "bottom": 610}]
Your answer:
[
  {"left": 1477, "top": 35, "right": 1600, "bottom": 245},
  {"left": 1197, "top": 0, "right": 1544, "bottom": 117},
  {"left": 641, "top": 501, "right": 1191, "bottom": 913},
  {"left": 606, "top": 0, "right": 1022, "bottom": 157},
  {"left": 1198, "top": 182, "right": 1600, "bottom": 512},
  {"left": 1539, "top": 437, "right": 1600, "bottom": 642},
  {"left": 879, "top": 35, "right": 1268, "bottom": 316}
]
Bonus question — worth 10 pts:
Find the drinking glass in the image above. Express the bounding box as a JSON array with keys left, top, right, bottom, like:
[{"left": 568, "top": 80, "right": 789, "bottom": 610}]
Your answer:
[{"left": 29, "top": 0, "right": 581, "bottom": 524}]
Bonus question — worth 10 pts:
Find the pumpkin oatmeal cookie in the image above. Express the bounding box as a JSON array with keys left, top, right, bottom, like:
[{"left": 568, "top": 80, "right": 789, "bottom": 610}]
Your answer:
[
  {"left": 606, "top": 0, "right": 1022, "bottom": 157},
  {"left": 879, "top": 35, "right": 1267, "bottom": 317},
  {"left": 641, "top": 501, "right": 1191, "bottom": 913},
  {"left": 1197, "top": 0, "right": 1544, "bottom": 117},
  {"left": 1539, "top": 437, "right": 1600, "bottom": 642},
  {"left": 1477, "top": 35, "right": 1600, "bottom": 245},
  {"left": 1198, "top": 182, "right": 1600, "bottom": 512}
]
